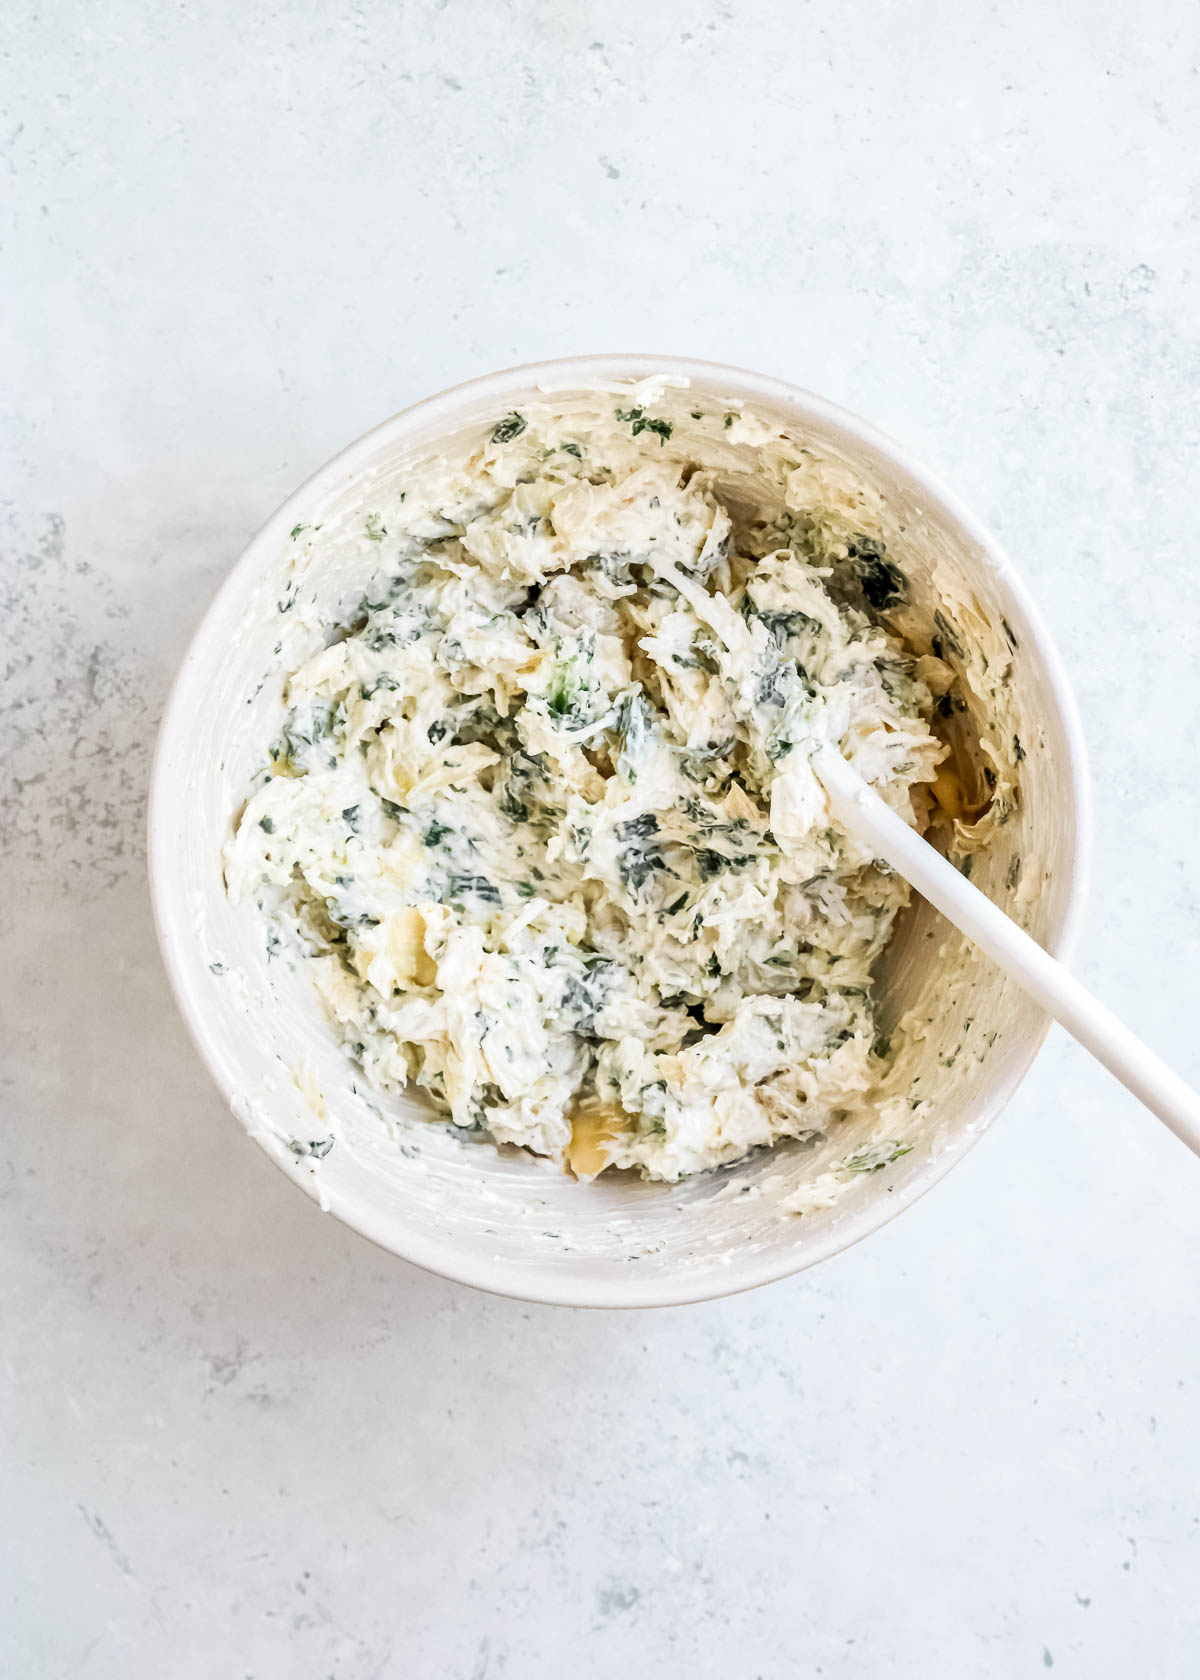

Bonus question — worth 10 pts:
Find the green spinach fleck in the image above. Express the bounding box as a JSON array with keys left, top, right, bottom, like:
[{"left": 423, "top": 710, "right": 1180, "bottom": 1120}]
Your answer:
[
  {"left": 491, "top": 412, "right": 527, "bottom": 444},
  {"left": 289, "top": 1136, "right": 335, "bottom": 1159},
  {"left": 616, "top": 811, "right": 665, "bottom": 891},
  {"left": 931, "top": 609, "right": 964, "bottom": 660},
  {"left": 843, "top": 1141, "right": 912, "bottom": 1174},
  {"left": 614, "top": 406, "right": 673, "bottom": 444},
  {"left": 561, "top": 957, "right": 618, "bottom": 1036},
  {"left": 849, "top": 536, "right": 906, "bottom": 612},
  {"left": 448, "top": 874, "right": 501, "bottom": 906}
]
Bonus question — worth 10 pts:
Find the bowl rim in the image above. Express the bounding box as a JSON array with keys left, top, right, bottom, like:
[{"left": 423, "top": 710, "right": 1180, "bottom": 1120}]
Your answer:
[{"left": 148, "top": 353, "right": 1092, "bottom": 1308}]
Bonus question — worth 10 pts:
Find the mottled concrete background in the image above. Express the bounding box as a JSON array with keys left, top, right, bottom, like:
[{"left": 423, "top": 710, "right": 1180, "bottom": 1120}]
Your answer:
[{"left": 4, "top": 3, "right": 1200, "bottom": 1676}]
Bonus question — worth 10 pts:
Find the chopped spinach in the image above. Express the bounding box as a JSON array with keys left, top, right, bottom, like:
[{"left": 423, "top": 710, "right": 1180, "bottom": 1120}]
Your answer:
[
  {"left": 849, "top": 535, "right": 906, "bottom": 612},
  {"left": 611, "top": 689, "right": 653, "bottom": 782},
  {"left": 617, "top": 811, "right": 659, "bottom": 842},
  {"left": 614, "top": 405, "right": 673, "bottom": 444},
  {"left": 561, "top": 957, "right": 618, "bottom": 1036},
  {"left": 843, "top": 1141, "right": 912, "bottom": 1174},
  {"left": 931, "top": 609, "right": 964, "bottom": 659},
  {"left": 491, "top": 412, "right": 527, "bottom": 444},
  {"left": 616, "top": 811, "right": 665, "bottom": 891},
  {"left": 754, "top": 607, "right": 823, "bottom": 648},
  {"left": 694, "top": 846, "right": 754, "bottom": 881},
  {"left": 756, "top": 664, "right": 794, "bottom": 708},
  {"left": 448, "top": 874, "right": 502, "bottom": 905},
  {"left": 289, "top": 1136, "right": 335, "bottom": 1159}
]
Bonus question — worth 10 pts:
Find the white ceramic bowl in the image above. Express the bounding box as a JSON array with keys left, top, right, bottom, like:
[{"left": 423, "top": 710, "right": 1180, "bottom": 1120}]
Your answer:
[{"left": 149, "top": 355, "right": 1089, "bottom": 1307}]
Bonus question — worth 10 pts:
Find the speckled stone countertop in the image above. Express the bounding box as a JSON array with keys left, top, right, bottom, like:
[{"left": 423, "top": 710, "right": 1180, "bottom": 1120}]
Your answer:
[{"left": 4, "top": 3, "right": 1200, "bottom": 1675}]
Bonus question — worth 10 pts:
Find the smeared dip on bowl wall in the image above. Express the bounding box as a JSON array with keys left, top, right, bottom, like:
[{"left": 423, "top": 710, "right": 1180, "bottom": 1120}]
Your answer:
[{"left": 224, "top": 380, "right": 1019, "bottom": 1207}]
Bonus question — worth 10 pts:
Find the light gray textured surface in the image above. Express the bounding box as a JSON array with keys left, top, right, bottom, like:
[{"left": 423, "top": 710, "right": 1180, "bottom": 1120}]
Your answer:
[{"left": 4, "top": 3, "right": 1200, "bottom": 1675}]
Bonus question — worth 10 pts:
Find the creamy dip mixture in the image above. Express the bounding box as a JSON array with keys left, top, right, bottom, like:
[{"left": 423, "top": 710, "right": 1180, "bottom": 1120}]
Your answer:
[{"left": 226, "top": 396, "right": 958, "bottom": 1182}]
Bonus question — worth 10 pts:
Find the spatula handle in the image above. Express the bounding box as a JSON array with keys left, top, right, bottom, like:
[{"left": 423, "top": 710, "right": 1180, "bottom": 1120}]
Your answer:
[{"left": 812, "top": 744, "right": 1200, "bottom": 1156}]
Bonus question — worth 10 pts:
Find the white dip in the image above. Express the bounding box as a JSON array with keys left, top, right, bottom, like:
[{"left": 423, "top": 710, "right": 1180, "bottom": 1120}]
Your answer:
[{"left": 225, "top": 393, "right": 953, "bottom": 1182}]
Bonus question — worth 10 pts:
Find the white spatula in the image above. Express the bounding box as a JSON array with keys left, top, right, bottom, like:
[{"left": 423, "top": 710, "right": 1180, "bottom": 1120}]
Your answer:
[{"left": 810, "top": 740, "right": 1200, "bottom": 1156}]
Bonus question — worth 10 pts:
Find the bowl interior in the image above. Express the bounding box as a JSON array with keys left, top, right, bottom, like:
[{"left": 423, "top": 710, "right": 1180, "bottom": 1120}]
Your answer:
[{"left": 150, "top": 357, "right": 1086, "bottom": 1306}]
